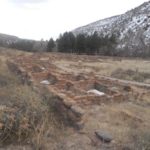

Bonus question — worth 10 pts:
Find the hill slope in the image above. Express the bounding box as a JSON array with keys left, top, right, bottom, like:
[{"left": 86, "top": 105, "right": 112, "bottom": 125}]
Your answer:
[
  {"left": 0, "top": 33, "right": 47, "bottom": 52},
  {"left": 73, "top": 1, "right": 150, "bottom": 56},
  {"left": 0, "top": 33, "right": 19, "bottom": 45}
]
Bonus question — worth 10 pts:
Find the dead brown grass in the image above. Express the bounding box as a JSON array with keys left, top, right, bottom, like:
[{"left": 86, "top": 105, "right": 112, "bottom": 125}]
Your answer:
[
  {"left": 0, "top": 51, "right": 64, "bottom": 149},
  {"left": 54, "top": 57, "right": 150, "bottom": 84},
  {"left": 119, "top": 129, "right": 150, "bottom": 150},
  {"left": 0, "top": 49, "right": 149, "bottom": 150},
  {"left": 111, "top": 68, "right": 150, "bottom": 83}
]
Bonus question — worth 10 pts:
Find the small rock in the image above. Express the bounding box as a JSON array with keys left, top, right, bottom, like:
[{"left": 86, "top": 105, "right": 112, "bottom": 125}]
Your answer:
[
  {"left": 40, "top": 80, "right": 50, "bottom": 85},
  {"left": 71, "top": 106, "right": 85, "bottom": 117},
  {"left": 95, "top": 130, "right": 113, "bottom": 143},
  {"left": 87, "top": 89, "right": 105, "bottom": 96},
  {"left": 63, "top": 99, "right": 75, "bottom": 108},
  {"left": 110, "top": 87, "right": 119, "bottom": 92},
  {"left": 75, "top": 121, "right": 84, "bottom": 130},
  {"left": 41, "top": 67, "right": 45, "bottom": 70},
  {"left": 124, "top": 85, "right": 132, "bottom": 92}
]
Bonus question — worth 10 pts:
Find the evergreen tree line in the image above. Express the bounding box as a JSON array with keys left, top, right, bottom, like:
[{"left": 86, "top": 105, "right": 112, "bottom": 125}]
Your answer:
[
  {"left": 10, "top": 40, "right": 35, "bottom": 52},
  {"left": 47, "top": 31, "right": 117, "bottom": 56},
  {"left": 8, "top": 39, "right": 47, "bottom": 52},
  {"left": 0, "top": 31, "right": 116, "bottom": 55}
]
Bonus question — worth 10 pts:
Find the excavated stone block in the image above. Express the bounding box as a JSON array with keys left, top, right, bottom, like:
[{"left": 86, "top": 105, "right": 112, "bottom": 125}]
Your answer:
[{"left": 95, "top": 130, "right": 113, "bottom": 143}]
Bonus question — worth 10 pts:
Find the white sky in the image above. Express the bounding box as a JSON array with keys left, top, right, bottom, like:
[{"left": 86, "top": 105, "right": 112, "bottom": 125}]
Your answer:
[{"left": 0, "top": 0, "right": 148, "bottom": 40}]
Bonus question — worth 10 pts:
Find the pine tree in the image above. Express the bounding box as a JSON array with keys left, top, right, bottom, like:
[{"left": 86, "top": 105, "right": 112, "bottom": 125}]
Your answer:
[
  {"left": 75, "top": 34, "right": 87, "bottom": 54},
  {"left": 47, "top": 38, "right": 55, "bottom": 52},
  {"left": 57, "top": 32, "right": 75, "bottom": 53}
]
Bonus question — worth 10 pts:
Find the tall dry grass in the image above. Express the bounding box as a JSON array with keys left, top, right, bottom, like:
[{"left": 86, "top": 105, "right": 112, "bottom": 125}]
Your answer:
[{"left": 0, "top": 56, "right": 64, "bottom": 149}]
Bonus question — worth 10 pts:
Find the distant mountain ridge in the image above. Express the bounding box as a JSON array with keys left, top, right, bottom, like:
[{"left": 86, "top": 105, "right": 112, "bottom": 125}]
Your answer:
[
  {"left": 73, "top": 1, "right": 150, "bottom": 57},
  {"left": 0, "top": 33, "right": 19, "bottom": 45},
  {"left": 0, "top": 33, "right": 47, "bottom": 52}
]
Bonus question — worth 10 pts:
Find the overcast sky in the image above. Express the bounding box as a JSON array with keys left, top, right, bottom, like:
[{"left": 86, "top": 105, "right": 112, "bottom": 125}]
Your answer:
[{"left": 0, "top": 0, "right": 148, "bottom": 40}]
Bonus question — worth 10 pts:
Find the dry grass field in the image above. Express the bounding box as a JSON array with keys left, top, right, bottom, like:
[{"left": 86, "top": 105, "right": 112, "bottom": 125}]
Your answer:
[
  {"left": 0, "top": 48, "right": 149, "bottom": 150},
  {"left": 54, "top": 55, "right": 150, "bottom": 84},
  {"left": 0, "top": 48, "right": 66, "bottom": 149}
]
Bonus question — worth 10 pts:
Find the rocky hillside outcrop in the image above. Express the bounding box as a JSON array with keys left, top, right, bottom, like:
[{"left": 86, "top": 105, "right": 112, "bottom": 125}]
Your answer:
[{"left": 73, "top": 1, "right": 150, "bottom": 57}]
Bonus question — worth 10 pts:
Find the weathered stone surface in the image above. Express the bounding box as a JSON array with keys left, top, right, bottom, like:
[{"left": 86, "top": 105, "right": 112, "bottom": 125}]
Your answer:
[
  {"left": 63, "top": 99, "right": 75, "bottom": 108},
  {"left": 109, "top": 87, "right": 119, "bottom": 93},
  {"left": 40, "top": 80, "right": 50, "bottom": 85},
  {"left": 95, "top": 130, "right": 113, "bottom": 143},
  {"left": 71, "top": 106, "right": 85, "bottom": 117},
  {"left": 87, "top": 89, "right": 105, "bottom": 96}
]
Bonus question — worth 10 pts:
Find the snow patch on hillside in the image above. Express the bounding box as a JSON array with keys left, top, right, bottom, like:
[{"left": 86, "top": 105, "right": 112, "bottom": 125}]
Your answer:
[{"left": 73, "top": 1, "right": 150, "bottom": 52}]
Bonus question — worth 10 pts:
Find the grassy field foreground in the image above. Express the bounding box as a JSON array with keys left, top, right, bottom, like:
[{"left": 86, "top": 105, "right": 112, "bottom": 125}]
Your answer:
[
  {"left": 0, "top": 49, "right": 66, "bottom": 149},
  {"left": 0, "top": 48, "right": 149, "bottom": 150}
]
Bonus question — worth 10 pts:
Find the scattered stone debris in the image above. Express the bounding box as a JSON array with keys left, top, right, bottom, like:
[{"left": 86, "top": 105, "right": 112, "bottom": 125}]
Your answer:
[
  {"left": 6, "top": 52, "right": 150, "bottom": 150},
  {"left": 95, "top": 130, "right": 113, "bottom": 143},
  {"left": 8, "top": 54, "right": 150, "bottom": 130}
]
